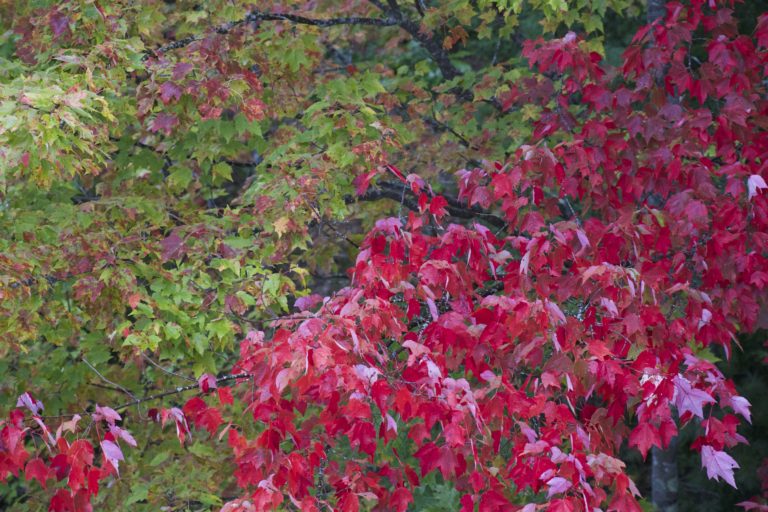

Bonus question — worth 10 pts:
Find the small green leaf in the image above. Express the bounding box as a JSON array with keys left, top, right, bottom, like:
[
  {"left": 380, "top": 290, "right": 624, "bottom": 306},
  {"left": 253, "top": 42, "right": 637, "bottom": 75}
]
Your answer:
[
  {"left": 212, "top": 162, "right": 232, "bottom": 182},
  {"left": 148, "top": 452, "right": 170, "bottom": 467},
  {"left": 189, "top": 442, "right": 215, "bottom": 458},
  {"left": 125, "top": 483, "right": 149, "bottom": 505}
]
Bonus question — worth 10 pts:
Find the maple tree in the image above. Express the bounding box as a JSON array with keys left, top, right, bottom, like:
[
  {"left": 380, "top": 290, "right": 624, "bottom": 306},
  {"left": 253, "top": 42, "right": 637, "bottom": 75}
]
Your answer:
[{"left": 1, "top": 0, "right": 768, "bottom": 511}]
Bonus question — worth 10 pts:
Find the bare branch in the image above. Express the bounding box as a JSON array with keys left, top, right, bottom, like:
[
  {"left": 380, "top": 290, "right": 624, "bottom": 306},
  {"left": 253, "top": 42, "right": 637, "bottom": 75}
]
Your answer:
[
  {"left": 423, "top": 114, "right": 480, "bottom": 151},
  {"left": 246, "top": 11, "right": 399, "bottom": 28},
  {"left": 113, "top": 373, "right": 251, "bottom": 411},
  {"left": 83, "top": 357, "right": 138, "bottom": 401},
  {"left": 147, "top": 11, "right": 398, "bottom": 58},
  {"left": 354, "top": 181, "right": 507, "bottom": 229},
  {"left": 142, "top": 353, "right": 197, "bottom": 383},
  {"left": 147, "top": 4, "right": 462, "bottom": 84},
  {"left": 307, "top": 202, "right": 360, "bottom": 248},
  {"left": 368, "top": 0, "right": 462, "bottom": 80},
  {"left": 355, "top": 184, "right": 421, "bottom": 213}
]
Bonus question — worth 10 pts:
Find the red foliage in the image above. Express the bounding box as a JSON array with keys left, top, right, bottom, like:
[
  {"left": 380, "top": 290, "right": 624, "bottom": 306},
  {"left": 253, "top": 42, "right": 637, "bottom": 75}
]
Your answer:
[
  {"left": 211, "top": 3, "right": 768, "bottom": 510},
  {"left": 0, "top": 403, "right": 134, "bottom": 511},
  {"left": 3, "top": 2, "right": 768, "bottom": 511}
]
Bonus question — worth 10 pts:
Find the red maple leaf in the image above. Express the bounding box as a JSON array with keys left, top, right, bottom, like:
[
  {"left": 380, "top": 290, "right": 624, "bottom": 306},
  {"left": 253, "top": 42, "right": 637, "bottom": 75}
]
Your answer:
[
  {"left": 414, "top": 442, "right": 465, "bottom": 479},
  {"left": 217, "top": 386, "right": 234, "bottom": 405},
  {"left": 24, "top": 458, "right": 51, "bottom": 488},
  {"left": 150, "top": 113, "right": 179, "bottom": 136},
  {"left": 159, "top": 81, "right": 183, "bottom": 104},
  {"left": 160, "top": 231, "right": 186, "bottom": 262},
  {"left": 629, "top": 422, "right": 660, "bottom": 460},
  {"left": 390, "top": 487, "right": 413, "bottom": 512}
]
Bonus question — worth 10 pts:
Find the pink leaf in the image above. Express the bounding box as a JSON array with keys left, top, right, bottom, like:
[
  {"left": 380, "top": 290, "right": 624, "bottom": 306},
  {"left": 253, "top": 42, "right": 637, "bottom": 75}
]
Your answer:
[
  {"left": 110, "top": 425, "right": 137, "bottom": 447},
  {"left": 93, "top": 405, "right": 122, "bottom": 424},
  {"left": 576, "top": 229, "right": 590, "bottom": 250},
  {"left": 101, "top": 439, "right": 124, "bottom": 474},
  {"left": 600, "top": 297, "right": 618, "bottom": 317},
  {"left": 402, "top": 340, "right": 430, "bottom": 366},
  {"left": 198, "top": 373, "right": 218, "bottom": 393},
  {"left": 426, "top": 298, "right": 439, "bottom": 321},
  {"left": 161, "top": 407, "right": 189, "bottom": 445},
  {"left": 701, "top": 445, "right": 739, "bottom": 488},
  {"left": 546, "top": 476, "right": 572, "bottom": 498},
  {"left": 294, "top": 294, "right": 324, "bottom": 311},
  {"left": 674, "top": 376, "right": 714, "bottom": 419},
  {"left": 737, "top": 500, "right": 768, "bottom": 510},
  {"left": 275, "top": 368, "right": 291, "bottom": 393},
  {"left": 720, "top": 393, "right": 752, "bottom": 424},
  {"left": 16, "top": 392, "right": 44, "bottom": 415},
  {"left": 728, "top": 396, "right": 752, "bottom": 424},
  {"left": 56, "top": 414, "right": 81, "bottom": 440},
  {"left": 748, "top": 174, "right": 767, "bottom": 200}
]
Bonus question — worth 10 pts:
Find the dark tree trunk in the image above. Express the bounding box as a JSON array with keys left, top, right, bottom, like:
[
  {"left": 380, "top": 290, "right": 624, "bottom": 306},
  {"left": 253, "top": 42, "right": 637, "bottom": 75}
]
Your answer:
[
  {"left": 651, "top": 437, "right": 679, "bottom": 512},
  {"left": 646, "top": 1, "right": 678, "bottom": 506},
  {"left": 647, "top": 0, "right": 667, "bottom": 23}
]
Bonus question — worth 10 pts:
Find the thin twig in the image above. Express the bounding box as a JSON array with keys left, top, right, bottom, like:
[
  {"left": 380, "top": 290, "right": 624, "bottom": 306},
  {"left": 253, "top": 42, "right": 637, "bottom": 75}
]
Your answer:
[
  {"left": 247, "top": 11, "right": 398, "bottom": 28},
  {"left": 424, "top": 112, "right": 480, "bottom": 150},
  {"left": 113, "top": 372, "right": 251, "bottom": 411},
  {"left": 146, "top": 11, "right": 398, "bottom": 58},
  {"left": 308, "top": 202, "right": 359, "bottom": 248},
  {"left": 143, "top": 353, "right": 197, "bottom": 382},
  {"left": 354, "top": 180, "right": 508, "bottom": 229},
  {"left": 368, "top": 0, "right": 461, "bottom": 80},
  {"left": 87, "top": 382, "right": 131, "bottom": 393},
  {"left": 564, "top": 198, "right": 582, "bottom": 227},
  {"left": 82, "top": 357, "right": 138, "bottom": 401}
]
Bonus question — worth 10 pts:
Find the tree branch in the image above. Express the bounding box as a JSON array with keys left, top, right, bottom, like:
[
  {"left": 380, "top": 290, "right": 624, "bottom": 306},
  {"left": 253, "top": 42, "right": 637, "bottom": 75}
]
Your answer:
[
  {"left": 83, "top": 357, "right": 138, "bottom": 401},
  {"left": 147, "top": 11, "right": 398, "bottom": 58},
  {"left": 113, "top": 373, "right": 251, "bottom": 411},
  {"left": 246, "top": 11, "right": 399, "bottom": 28},
  {"left": 355, "top": 184, "right": 421, "bottom": 213},
  {"left": 647, "top": 0, "right": 667, "bottom": 23},
  {"left": 397, "top": 18, "right": 461, "bottom": 80},
  {"left": 142, "top": 353, "right": 197, "bottom": 383},
  {"left": 368, "top": 0, "right": 462, "bottom": 80},
  {"left": 354, "top": 181, "right": 507, "bottom": 228},
  {"left": 147, "top": 4, "right": 462, "bottom": 84},
  {"left": 422, "top": 114, "right": 480, "bottom": 151},
  {"left": 144, "top": 3, "right": 491, "bottom": 118}
]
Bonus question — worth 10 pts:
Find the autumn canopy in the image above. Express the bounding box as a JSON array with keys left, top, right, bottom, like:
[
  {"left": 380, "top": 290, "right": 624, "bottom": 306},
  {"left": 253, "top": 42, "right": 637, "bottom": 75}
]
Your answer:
[{"left": 1, "top": 0, "right": 768, "bottom": 511}]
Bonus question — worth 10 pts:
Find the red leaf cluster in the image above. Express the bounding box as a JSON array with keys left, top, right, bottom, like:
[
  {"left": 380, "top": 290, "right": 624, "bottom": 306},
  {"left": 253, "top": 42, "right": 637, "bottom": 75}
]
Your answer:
[
  {"left": 0, "top": 398, "right": 136, "bottom": 511},
  {"left": 212, "top": 3, "right": 768, "bottom": 510}
]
